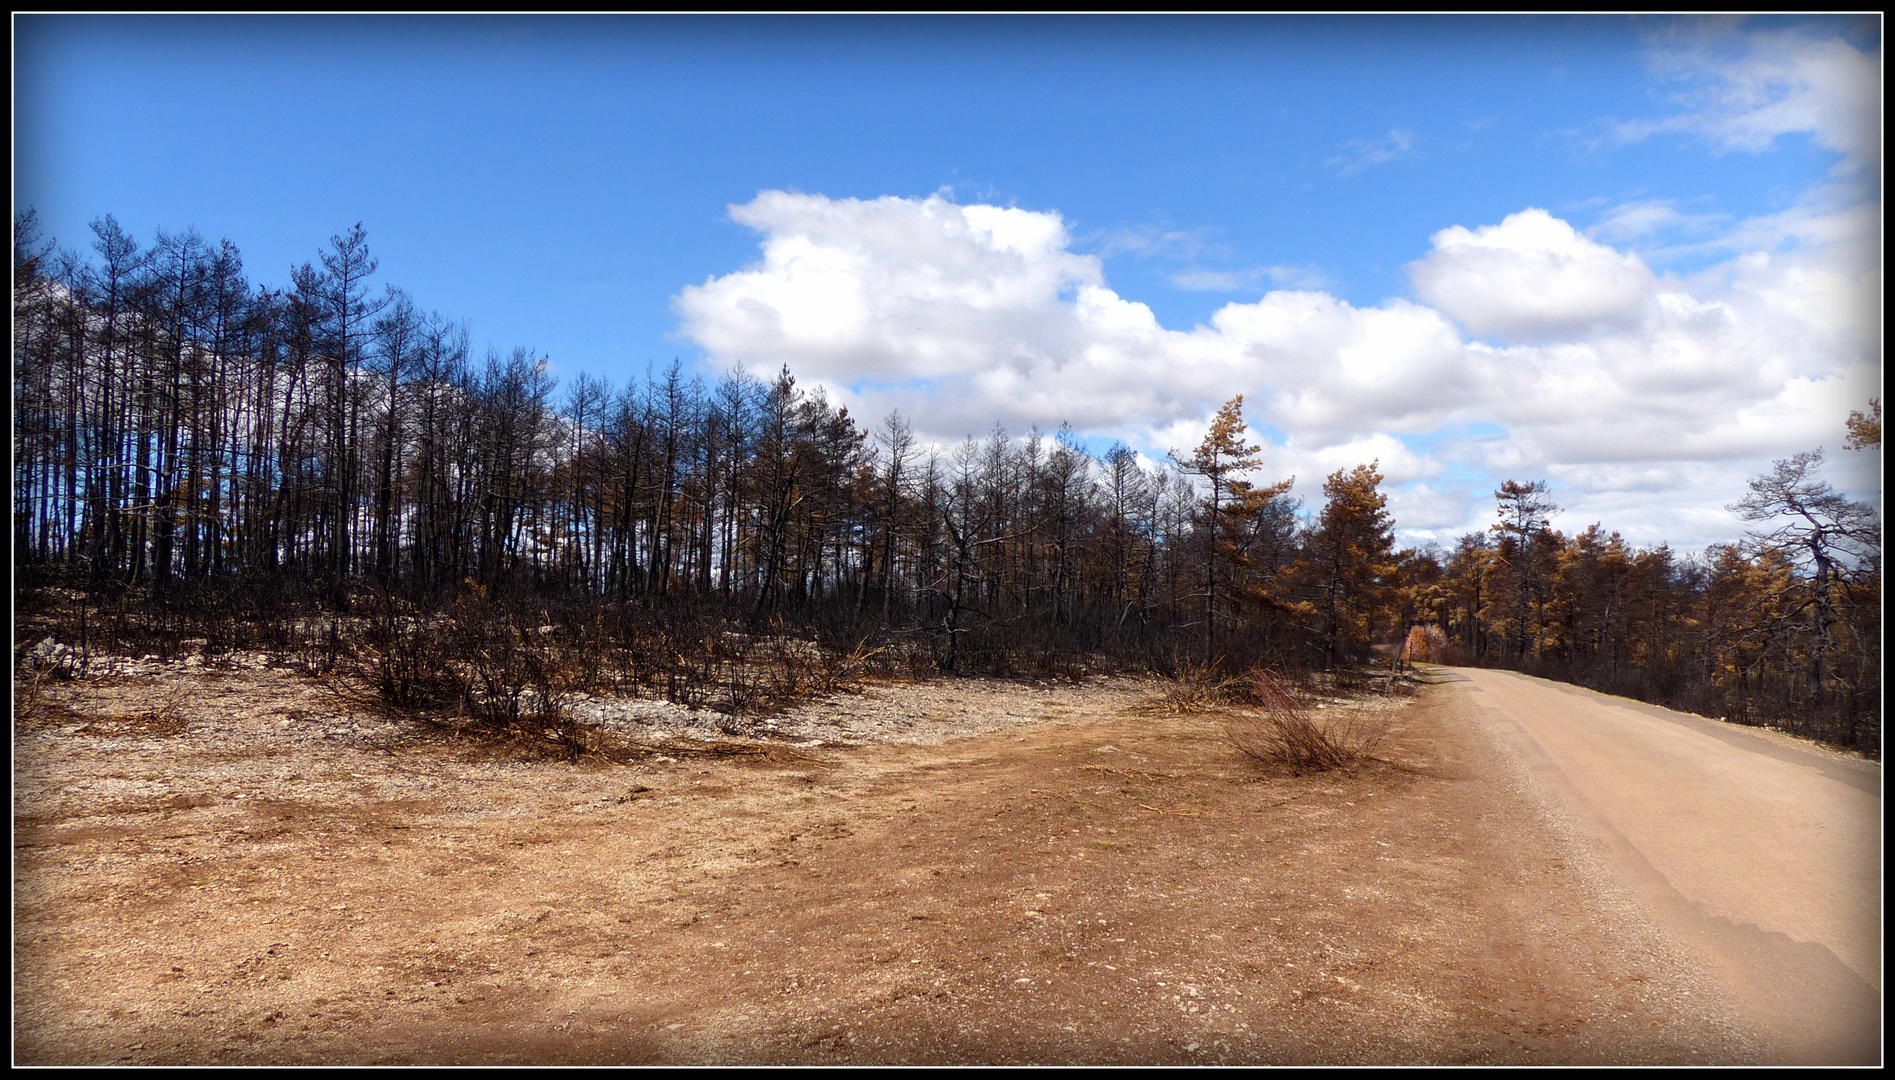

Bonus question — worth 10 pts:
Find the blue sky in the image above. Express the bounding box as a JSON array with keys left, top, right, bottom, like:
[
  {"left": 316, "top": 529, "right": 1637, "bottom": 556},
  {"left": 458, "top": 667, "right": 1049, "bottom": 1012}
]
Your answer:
[{"left": 15, "top": 15, "right": 1882, "bottom": 548}]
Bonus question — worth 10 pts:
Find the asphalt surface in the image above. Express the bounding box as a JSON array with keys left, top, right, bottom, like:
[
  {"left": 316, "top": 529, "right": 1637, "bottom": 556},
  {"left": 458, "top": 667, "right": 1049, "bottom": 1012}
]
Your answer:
[{"left": 1443, "top": 667, "right": 1882, "bottom": 1065}]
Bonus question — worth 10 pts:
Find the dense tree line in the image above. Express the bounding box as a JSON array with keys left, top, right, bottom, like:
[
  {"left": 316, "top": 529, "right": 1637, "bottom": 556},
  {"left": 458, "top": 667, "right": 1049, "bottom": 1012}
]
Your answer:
[
  {"left": 1400, "top": 433, "right": 1881, "bottom": 752},
  {"left": 11, "top": 214, "right": 1344, "bottom": 677},
  {"left": 12, "top": 213, "right": 1880, "bottom": 752}
]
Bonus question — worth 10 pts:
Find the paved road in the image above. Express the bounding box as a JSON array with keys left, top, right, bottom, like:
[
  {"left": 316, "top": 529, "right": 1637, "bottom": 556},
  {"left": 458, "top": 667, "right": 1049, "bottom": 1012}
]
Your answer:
[{"left": 1442, "top": 667, "right": 1882, "bottom": 1064}]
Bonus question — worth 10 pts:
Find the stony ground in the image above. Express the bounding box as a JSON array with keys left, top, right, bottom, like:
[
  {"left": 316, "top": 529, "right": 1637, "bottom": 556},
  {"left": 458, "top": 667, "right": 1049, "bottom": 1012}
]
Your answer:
[{"left": 13, "top": 659, "right": 1752, "bottom": 1065}]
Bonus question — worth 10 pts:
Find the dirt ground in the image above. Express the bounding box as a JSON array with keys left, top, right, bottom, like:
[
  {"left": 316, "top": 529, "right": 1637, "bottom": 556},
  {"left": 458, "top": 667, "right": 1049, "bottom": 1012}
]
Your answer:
[{"left": 13, "top": 659, "right": 1757, "bottom": 1065}]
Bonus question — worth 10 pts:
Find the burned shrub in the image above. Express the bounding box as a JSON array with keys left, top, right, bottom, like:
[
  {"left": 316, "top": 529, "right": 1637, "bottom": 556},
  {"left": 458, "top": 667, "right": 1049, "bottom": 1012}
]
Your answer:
[{"left": 1225, "top": 668, "right": 1392, "bottom": 774}]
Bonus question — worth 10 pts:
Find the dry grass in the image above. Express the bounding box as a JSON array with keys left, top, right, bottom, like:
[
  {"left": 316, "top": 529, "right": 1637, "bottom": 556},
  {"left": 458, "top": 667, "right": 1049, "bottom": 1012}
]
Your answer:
[
  {"left": 1132, "top": 662, "right": 1253, "bottom": 715},
  {"left": 14, "top": 664, "right": 55, "bottom": 725},
  {"left": 1134, "top": 664, "right": 1397, "bottom": 774},
  {"left": 120, "top": 688, "right": 194, "bottom": 737},
  {"left": 410, "top": 712, "right": 831, "bottom": 766},
  {"left": 1224, "top": 669, "right": 1393, "bottom": 774}
]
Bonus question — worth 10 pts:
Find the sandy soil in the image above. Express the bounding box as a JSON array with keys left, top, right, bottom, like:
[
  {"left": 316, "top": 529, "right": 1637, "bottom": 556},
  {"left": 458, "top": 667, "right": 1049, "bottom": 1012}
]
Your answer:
[{"left": 14, "top": 660, "right": 1757, "bottom": 1064}]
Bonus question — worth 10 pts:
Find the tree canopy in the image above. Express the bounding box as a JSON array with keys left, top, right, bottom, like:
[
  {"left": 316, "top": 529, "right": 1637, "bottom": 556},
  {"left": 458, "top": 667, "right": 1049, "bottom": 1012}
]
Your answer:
[{"left": 12, "top": 210, "right": 1881, "bottom": 753}]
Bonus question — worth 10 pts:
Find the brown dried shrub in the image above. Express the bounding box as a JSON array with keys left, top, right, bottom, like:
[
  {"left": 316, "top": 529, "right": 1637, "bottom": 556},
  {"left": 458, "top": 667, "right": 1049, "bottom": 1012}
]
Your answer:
[
  {"left": 1135, "top": 662, "right": 1252, "bottom": 715},
  {"left": 1401, "top": 624, "right": 1454, "bottom": 665},
  {"left": 1225, "top": 668, "right": 1392, "bottom": 774}
]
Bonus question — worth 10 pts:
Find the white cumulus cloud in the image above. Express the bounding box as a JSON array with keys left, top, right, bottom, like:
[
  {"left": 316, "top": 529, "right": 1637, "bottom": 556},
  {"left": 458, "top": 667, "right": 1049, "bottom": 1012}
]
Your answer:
[
  {"left": 1408, "top": 208, "right": 1659, "bottom": 342},
  {"left": 675, "top": 190, "right": 1878, "bottom": 549}
]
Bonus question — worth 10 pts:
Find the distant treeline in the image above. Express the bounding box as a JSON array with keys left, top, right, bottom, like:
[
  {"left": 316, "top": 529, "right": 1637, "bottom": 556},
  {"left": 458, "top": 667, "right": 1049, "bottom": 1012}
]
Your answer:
[
  {"left": 12, "top": 214, "right": 1881, "bottom": 752},
  {"left": 1414, "top": 462, "right": 1879, "bottom": 751}
]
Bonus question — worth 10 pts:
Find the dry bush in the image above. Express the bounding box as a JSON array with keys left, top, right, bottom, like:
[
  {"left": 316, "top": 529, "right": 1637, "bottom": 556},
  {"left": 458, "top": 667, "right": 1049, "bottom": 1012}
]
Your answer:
[
  {"left": 1135, "top": 662, "right": 1252, "bottom": 715},
  {"left": 13, "top": 664, "right": 88, "bottom": 729},
  {"left": 415, "top": 712, "right": 622, "bottom": 761},
  {"left": 345, "top": 593, "right": 580, "bottom": 732},
  {"left": 340, "top": 594, "right": 887, "bottom": 762},
  {"left": 358, "top": 610, "right": 462, "bottom": 712},
  {"left": 124, "top": 688, "right": 193, "bottom": 737},
  {"left": 679, "top": 624, "right": 886, "bottom": 718},
  {"left": 1225, "top": 668, "right": 1393, "bottom": 774},
  {"left": 14, "top": 664, "right": 55, "bottom": 726},
  {"left": 1401, "top": 624, "right": 1452, "bottom": 664},
  {"left": 342, "top": 593, "right": 897, "bottom": 757},
  {"left": 460, "top": 613, "right": 578, "bottom": 727}
]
